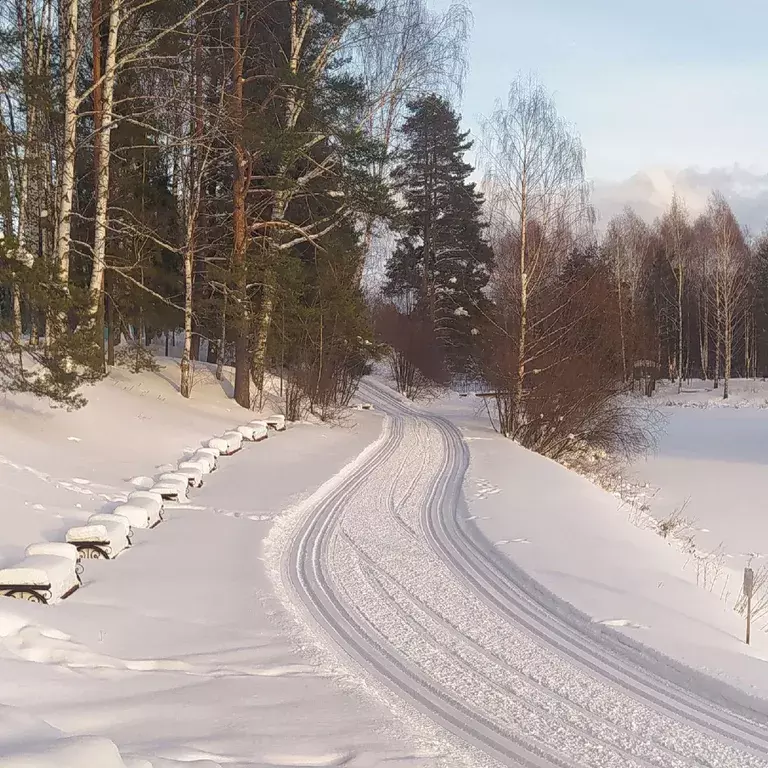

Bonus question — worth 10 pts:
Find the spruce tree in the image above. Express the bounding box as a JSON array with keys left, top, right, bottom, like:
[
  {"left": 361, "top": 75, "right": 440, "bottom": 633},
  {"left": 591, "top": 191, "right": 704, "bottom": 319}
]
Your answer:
[{"left": 385, "top": 94, "right": 492, "bottom": 375}]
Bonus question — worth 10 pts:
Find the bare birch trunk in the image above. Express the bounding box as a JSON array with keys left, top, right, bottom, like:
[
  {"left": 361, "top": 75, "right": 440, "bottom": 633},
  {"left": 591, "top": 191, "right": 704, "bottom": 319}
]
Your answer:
[
  {"left": 180, "top": 20, "right": 204, "bottom": 400},
  {"left": 215, "top": 290, "right": 227, "bottom": 381},
  {"left": 180, "top": 240, "right": 194, "bottom": 397},
  {"left": 513, "top": 179, "right": 527, "bottom": 439},
  {"left": 616, "top": 257, "right": 627, "bottom": 381},
  {"left": 677, "top": 265, "right": 684, "bottom": 393},
  {"left": 714, "top": 281, "right": 721, "bottom": 389},
  {"left": 723, "top": 297, "right": 732, "bottom": 400},
  {"left": 699, "top": 299, "right": 708, "bottom": 379},
  {"left": 53, "top": 0, "right": 79, "bottom": 335},
  {"left": 88, "top": 0, "right": 120, "bottom": 327}
]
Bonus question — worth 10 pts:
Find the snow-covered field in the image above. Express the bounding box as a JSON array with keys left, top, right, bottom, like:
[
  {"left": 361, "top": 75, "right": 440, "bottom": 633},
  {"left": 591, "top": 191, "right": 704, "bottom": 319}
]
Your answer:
[
  {"left": 629, "top": 379, "right": 768, "bottom": 639},
  {"left": 4, "top": 364, "right": 768, "bottom": 766},
  {"left": 0, "top": 361, "right": 437, "bottom": 767}
]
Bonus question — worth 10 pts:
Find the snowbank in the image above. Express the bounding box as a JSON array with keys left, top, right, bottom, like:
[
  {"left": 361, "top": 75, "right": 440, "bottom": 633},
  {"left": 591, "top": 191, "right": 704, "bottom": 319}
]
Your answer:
[
  {"left": 112, "top": 503, "right": 153, "bottom": 529},
  {"left": 431, "top": 393, "right": 768, "bottom": 699},
  {"left": 655, "top": 378, "right": 768, "bottom": 409},
  {"left": 0, "top": 735, "right": 127, "bottom": 768},
  {"left": 175, "top": 461, "right": 204, "bottom": 487},
  {"left": 0, "top": 553, "right": 79, "bottom": 603},
  {"left": 265, "top": 414, "right": 286, "bottom": 431},
  {"left": 149, "top": 480, "right": 187, "bottom": 504},
  {"left": 0, "top": 362, "right": 433, "bottom": 766}
]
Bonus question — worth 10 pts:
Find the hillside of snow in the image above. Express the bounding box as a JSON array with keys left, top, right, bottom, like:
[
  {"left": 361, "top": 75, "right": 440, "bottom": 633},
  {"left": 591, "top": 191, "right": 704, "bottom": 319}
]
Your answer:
[{"left": 0, "top": 361, "right": 439, "bottom": 768}]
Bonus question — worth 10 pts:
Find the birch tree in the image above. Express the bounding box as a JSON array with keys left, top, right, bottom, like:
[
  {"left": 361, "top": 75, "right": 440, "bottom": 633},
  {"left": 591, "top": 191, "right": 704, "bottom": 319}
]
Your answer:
[
  {"left": 603, "top": 207, "right": 651, "bottom": 380},
  {"left": 479, "top": 74, "right": 591, "bottom": 438},
  {"left": 707, "top": 192, "right": 749, "bottom": 399},
  {"left": 87, "top": 0, "right": 121, "bottom": 327},
  {"left": 658, "top": 194, "right": 692, "bottom": 392},
  {"left": 51, "top": 0, "right": 80, "bottom": 339}
]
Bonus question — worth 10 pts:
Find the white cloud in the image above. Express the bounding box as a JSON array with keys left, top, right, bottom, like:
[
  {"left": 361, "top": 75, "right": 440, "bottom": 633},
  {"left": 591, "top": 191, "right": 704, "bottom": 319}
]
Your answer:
[{"left": 592, "top": 166, "right": 768, "bottom": 233}]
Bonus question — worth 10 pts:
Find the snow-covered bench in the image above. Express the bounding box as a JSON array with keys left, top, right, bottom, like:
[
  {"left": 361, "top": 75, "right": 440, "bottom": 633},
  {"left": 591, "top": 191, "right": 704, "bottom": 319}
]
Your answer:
[
  {"left": 207, "top": 437, "right": 232, "bottom": 456},
  {"left": 194, "top": 447, "right": 219, "bottom": 472},
  {"left": 66, "top": 514, "right": 132, "bottom": 560},
  {"left": 222, "top": 431, "right": 244, "bottom": 452},
  {"left": 265, "top": 414, "right": 286, "bottom": 432},
  {"left": 127, "top": 490, "right": 164, "bottom": 520},
  {"left": 114, "top": 491, "right": 164, "bottom": 529},
  {"left": 150, "top": 475, "right": 189, "bottom": 503},
  {"left": 177, "top": 460, "right": 205, "bottom": 487},
  {"left": 236, "top": 423, "right": 268, "bottom": 442},
  {"left": 0, "top": 543, "right": 81, "bottom": 604}
]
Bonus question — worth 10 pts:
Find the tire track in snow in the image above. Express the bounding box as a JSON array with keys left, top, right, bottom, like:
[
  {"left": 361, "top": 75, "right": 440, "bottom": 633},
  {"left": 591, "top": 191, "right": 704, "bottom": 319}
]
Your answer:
[{"left": 285, "top": 380, "right": 768, "bottom": 767}]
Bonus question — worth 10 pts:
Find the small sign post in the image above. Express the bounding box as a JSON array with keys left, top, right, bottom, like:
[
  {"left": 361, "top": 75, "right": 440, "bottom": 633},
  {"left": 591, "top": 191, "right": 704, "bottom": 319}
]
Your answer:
[{"left": 744, "top": 567, "right": 755, "bottom": 645}]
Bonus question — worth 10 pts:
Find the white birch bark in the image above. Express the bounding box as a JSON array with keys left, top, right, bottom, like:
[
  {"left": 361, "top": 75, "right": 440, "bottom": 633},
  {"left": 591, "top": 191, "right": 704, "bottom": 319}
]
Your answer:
[
  {"left": 88, "top": 0, "right": 121, "bottom": 318},
  {"left": 53, "top": 0, "right": 79, "bottom": 327}
]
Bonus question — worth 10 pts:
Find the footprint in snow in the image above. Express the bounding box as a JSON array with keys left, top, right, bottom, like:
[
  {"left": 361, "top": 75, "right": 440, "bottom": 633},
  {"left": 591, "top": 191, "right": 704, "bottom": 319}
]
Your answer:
[
  {"left": 598, "top": 619, "right": 648, "bottom": 630},
  {"left": 219, "top": 510, "right": 272, "bottom": 522}
]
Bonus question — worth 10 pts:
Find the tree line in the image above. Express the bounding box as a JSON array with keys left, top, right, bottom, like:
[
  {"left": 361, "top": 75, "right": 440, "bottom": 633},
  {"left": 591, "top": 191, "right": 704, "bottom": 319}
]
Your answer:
[
  {"left": 0, "top": 0, "right": 468, "bottom": 413},
  {"left": 2, "top": 0, "right": 765, "bottom": 462},
  {"left": 379, "top": 76, "right": 768, "bottom": 462}
]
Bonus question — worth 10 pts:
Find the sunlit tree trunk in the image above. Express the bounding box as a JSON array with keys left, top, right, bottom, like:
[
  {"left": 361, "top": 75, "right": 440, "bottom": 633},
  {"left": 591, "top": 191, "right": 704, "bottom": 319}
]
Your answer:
[{"left": 52, "top": 0, "right": 79, "bottom": 339}]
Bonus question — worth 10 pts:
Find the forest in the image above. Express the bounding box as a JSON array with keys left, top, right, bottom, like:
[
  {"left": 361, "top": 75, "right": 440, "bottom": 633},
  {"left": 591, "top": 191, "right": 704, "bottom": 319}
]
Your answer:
[{"left": 2, "top": 0, "right": 767, "bottom": 463}]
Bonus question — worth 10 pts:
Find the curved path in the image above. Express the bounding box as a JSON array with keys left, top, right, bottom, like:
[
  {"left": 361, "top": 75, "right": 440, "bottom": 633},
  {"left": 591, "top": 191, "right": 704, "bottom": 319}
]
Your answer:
[{"left": 285, "top": 380, "right": 768, "bottom": 768}]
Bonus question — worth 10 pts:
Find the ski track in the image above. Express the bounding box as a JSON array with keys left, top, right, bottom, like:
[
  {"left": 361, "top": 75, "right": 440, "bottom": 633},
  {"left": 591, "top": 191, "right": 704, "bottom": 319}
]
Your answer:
[{"left": 285, "top": 381, "right": 768, "bottom": 767}]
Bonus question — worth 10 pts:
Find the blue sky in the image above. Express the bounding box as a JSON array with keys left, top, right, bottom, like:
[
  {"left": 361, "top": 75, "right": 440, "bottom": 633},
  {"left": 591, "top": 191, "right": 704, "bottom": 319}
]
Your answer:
[{"left": 435, "top": 0, "right": 768, "bottom": 182}]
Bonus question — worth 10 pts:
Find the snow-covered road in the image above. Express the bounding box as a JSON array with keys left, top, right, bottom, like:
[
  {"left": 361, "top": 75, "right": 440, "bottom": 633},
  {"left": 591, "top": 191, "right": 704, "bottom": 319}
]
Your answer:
[{"left": 285, "top": 381, "right": 768, "bottom": 767}]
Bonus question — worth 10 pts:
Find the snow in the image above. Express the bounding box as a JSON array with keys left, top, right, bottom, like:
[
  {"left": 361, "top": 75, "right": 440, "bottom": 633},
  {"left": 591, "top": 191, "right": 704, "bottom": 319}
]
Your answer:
[
  {"left": 24, "top": 543, "right": 79, "bottom": 562},
  {"left": 194, "top": 448, "right": 219, "bottom": 470},
  {"left": 190, "top": 451, "right": 216, "bottom": 473},
  {"left": 0, "top": 735, "right": 127, "bottom": 768},
  {"left": 67, "top": 524, "right": 111, "bottom": 544},
  {"left": 127, "top": 491, "right": 164, "bottom": 518},
  {"left": 175, "top": 462, "right": 204, "bottom": 487},
  {"left": 222, "top": 431, "right": 244, "bottom": 451},
  {"left": 628, "top": 380, "right": 768, "bottom": 642},
  {"left": 429, "top": 387, "right": 768, "bottom": 700},
  {"left": 5, "top": 354, "right": 768, "bottom": 764},
  {"left": 205, "top": 437, "right": 229, "bottom": 454},
  {"left": 654, "top": 377, "right": 768, "bottom": 408},
  {"left": 237, "top": 424, "right": 267, "bottom": 441},
  {"left": 278, "top": 379, "right": 768, "bottom": 766},
  {"left": 0, "top": 554, "right": 78, "bottom": 600},
  {"left": 265, "top": 414, "right": 286, "bottom": 431},
  {"left": 112, "top": 503, "right": 152, "bottom": 529},
  {"left": 149, "top": 480, "right": 188, "bottom": 504},
  {"left": 89, "top": 513, "right": 132, "bottom": 539},
  {"left": 0, "top": 361, "right": 437, "bottom": 767}
]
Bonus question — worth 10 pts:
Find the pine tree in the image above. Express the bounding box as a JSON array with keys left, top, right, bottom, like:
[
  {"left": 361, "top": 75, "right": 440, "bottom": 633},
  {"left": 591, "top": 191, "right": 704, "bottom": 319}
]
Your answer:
[{"left": 385, "top": 95, "right": 492, "bottom": 376}]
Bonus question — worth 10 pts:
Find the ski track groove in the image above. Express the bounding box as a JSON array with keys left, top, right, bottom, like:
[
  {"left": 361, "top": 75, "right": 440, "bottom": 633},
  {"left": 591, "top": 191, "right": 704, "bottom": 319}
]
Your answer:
[
  {"left": 284, "top": 380, "right": 768, "bottom": 767},
  {"left": 343, "top": 533, "right": 702, "bottom": 768}
]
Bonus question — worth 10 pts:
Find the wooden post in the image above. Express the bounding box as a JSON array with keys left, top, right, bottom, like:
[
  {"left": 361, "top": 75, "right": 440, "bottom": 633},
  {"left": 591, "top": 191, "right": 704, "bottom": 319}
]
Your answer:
[{"left": 744, "top": 567, "right": 754, "bottom": 645}]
